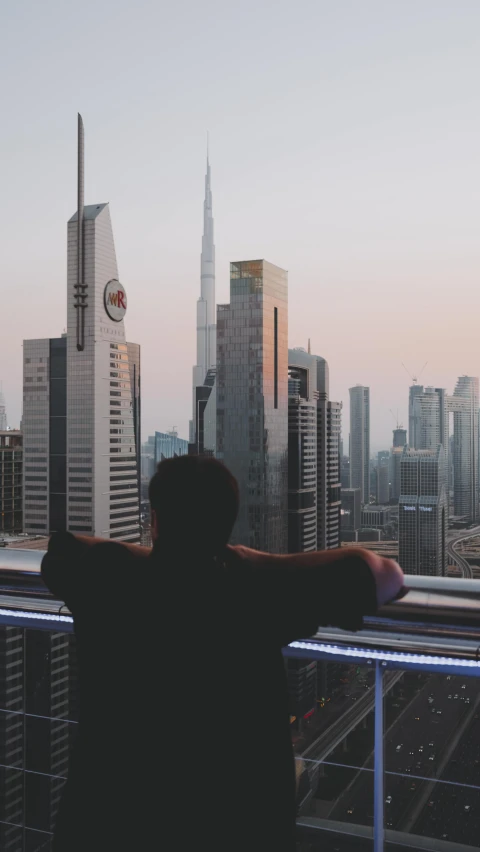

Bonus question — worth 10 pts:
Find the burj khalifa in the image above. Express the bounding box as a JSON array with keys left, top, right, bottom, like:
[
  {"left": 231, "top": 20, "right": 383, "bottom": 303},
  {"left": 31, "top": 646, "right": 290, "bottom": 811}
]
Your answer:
[{"left": 190, "top": 151, "right": 216, "bottom": 446}]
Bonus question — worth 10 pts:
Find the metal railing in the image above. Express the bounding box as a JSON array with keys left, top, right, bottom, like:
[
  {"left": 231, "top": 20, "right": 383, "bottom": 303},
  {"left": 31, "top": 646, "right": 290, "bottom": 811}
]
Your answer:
[{"left": 2, "top": 549, "right": 480, "bottom": 851}]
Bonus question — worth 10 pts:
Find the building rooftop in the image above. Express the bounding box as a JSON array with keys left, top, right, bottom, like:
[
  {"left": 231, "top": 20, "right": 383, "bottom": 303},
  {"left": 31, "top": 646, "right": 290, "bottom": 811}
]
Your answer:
[{"left": 68, "top": 203, "right": 108, "bottom": 223}]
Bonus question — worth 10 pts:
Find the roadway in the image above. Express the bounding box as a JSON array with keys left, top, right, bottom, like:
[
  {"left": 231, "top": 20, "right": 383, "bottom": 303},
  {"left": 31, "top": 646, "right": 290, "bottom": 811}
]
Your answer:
[
  {"left": 327, "top": 672, "right": 480, "bottom": 841},
  {"left": 414, "top": 711, "right": 480, "bottom": 844},
  {"left": 445, "top": 525, "right": 480, "bottom": 577}
]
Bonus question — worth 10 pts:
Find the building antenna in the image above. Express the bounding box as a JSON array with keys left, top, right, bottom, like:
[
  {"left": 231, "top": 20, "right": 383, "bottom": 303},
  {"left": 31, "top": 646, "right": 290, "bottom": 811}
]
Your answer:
[{"left": 389, "top": 409, "right": 404, "bottom": 430}]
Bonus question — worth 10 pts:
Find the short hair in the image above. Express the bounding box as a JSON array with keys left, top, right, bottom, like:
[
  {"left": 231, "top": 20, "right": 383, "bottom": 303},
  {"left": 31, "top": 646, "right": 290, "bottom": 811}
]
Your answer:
[{"left": 149, "top": 456, "right": 239, "bottom": 555}]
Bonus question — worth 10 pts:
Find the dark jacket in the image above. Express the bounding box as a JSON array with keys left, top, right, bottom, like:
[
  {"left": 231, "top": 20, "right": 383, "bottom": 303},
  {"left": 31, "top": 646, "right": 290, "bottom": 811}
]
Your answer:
[{"left": 41, "top": 532, "right": 377, "bottom": 851}]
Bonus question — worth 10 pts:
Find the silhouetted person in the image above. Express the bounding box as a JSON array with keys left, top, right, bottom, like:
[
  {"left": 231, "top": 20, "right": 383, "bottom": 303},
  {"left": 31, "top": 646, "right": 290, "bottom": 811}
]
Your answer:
[{"left": 42, "top": 456, "right": 403, "bottom": 851}]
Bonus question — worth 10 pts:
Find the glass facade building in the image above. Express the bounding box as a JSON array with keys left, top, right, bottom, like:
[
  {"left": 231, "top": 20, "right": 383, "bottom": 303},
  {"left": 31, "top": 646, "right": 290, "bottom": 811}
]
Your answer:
[
  {"left": 0, "top": 430, "right": 22, "bottom": 533},
  {"left": 349, "top": 385, "right": 370, "bottom": 504},
  {"left": 399, "top": 446, "right": 447, "bottom": 576},
  {"left": 287, "top": 363, "right": 317, "bottom": 552},
  {"left": 154, "top": 430, "right": 188, "bottom": 462},
  {"left": 217, "top": 260, "right": 288, "bottom": 552}
]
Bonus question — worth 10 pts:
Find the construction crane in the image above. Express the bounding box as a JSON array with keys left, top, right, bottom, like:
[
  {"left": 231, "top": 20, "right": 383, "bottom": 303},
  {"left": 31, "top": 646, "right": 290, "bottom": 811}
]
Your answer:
[
  {"left": 389, "top": 409, "right": 404, "bottom": 430},
  {"left": 401, "top": 361, "right": 428, "bottom": 386}
]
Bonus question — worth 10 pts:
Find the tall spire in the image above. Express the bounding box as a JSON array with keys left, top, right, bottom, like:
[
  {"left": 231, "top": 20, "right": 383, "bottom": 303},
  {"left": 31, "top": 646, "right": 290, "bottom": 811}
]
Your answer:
[{"left": 191, "top": 144, "right": 217, "bottom": 441}]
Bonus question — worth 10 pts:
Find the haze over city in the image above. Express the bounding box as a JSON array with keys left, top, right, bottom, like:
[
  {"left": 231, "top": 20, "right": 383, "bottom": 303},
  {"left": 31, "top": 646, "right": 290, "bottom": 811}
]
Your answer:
[{"left": 2, "top": 0, "right": 480, "bottom": 448}]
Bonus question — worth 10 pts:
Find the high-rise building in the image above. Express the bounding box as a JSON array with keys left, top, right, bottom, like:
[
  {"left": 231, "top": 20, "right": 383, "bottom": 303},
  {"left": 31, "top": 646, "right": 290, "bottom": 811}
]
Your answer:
[
  {"left": 0, "top": 387, "right": 7, "bottom": 431},
  {"left": 22, "top": 116, "right": 140, "bottom": 540},
  {"left": 413, "top": 387, "right": 448, "bottom": 452},
  {"left": 141, "top": 436, "right": 156, "bottom": 480},
  {"left": 217, "top": 260, "right": 288, "bottom": 551},
  {"left": 393, "top": 427, "right": 407, "bottom": 448},
  {"left": 288, "top": 348, "right": 342, "bottom": 551},
  {"left": 287, "top": 361, "right": 317, "bottom": 552},
  {"left": 341, "top": 487, "right": 361, "bottom": 534},
  {"left": 376, "top": 463, "right": 389, "bottom": 504},
  {"left": 390, "top": 446, "right": 403, "bottom": 502},
  {"left": 450, "top": 376, "right": 479, "bottom": 524},
  {"left": 155, "top": 430, "right": 188, "bottom": 462},
  {"left": 191, "top": 152, "right": 216, "bottom": 445},
  {"left": 349, "top": 386, "right": 370, "bottom": 504},
  {"left": 0, "top": 430, "right": 22, "bottom": 533},
  {"left": 340, "top": 454, "right": 350, "bottom": 488},
  {"left": 399, "top": 446, "right": 447, "bottom": 576},
  {"left": 409, "top": 384, "right": 424, "bottom": 447}
]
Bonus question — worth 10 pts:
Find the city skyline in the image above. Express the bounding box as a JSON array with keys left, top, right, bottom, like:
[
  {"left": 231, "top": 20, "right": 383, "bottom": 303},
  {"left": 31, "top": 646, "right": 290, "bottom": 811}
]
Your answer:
[{"left": 3, "top": 3, "right": 480, "bottom": 449}]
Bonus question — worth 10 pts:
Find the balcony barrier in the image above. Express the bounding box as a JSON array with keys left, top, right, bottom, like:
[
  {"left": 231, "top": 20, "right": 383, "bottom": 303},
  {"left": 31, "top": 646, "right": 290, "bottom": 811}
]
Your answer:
[{"left": 1, "top": 549, "right": 480, "bottom": 851}]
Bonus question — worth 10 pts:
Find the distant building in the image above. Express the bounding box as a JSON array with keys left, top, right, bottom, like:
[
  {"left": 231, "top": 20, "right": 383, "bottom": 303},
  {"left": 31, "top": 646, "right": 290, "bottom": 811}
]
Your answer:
[
  {"left": 349, "top": 386, "right": 370, "bottom": 503},
  {"left": 0, "top": 388, "right": 6, "bottom": 431},
  {"left": 408, "top": 384, "right": 425, "bottom": 447},
  {"left": 340, "top": 455, "right": 350, "bottom": 488},
  {"left": 141, "top": 436, "right": 156, "bottom": 480},
  {"left": 288, "top": 362, "right": 317, "bottom": 552},
  {"left": 341, "top": 488, "right": 361, "bottom": 533},
  {"left": 390, "top": 446, "right": 403, "bottom": 502},
  {"left": 450, "top": 376, "right": 478, "bottom": 524},
  {"left": 399, "top": 446, "right": 447, "bottom": 576},
  {"left": 190, "top": 368, "right": 216, "bottom": 456},
  {"left": 288, "top": 348, "right": 342, "bottom": 551},
  {"left": 217, "top": 260, "right": 288, "bottom": 551},
  {"left": 393, "top": 428, "right": 407, "bottom": 448},
  {"left": 0, "top": 431, "right": 22, "bottom": 533},
  {"left": 361, "top": 504, "right": 393, "bottom": 531},
  {"left": 376, "top": 464, "right": 389, "bottom": 504},
  {"left": 155, "top": 430, "right": 188, "bottom": 463}
]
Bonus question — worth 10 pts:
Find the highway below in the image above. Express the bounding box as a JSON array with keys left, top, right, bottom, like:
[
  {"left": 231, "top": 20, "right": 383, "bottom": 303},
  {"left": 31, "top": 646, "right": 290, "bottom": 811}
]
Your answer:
[
  {"left": 445, "top": 525, "right": 480, "bottom": 577},
  {"left": 325, "top": 672, "right": 480, "bottom": 844}
]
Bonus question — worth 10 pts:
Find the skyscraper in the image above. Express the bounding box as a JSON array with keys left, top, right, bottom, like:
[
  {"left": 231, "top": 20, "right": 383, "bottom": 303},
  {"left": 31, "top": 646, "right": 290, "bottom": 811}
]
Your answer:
[
  {"left": 288, "top": 362, "right": 317, "bottom": 552},
  {"left": 217, "top": 260, "right": 288, "bottom": 551},
  {"left": 191, "top": 151, "right": 216, "bottom": 445},
  {"left": 23, "top": 115, "right": 140, "bottom": 540},
  {"left": 450, "top": 376, "right": 479, "bottom": 523},
  {"left": 155, "top": 430, "right": 188, "bottom": 462},
  {"left": 408, "top": 384, "right": 424, "bottom": 447},
  {"left": 399, "top": 446, "right": 447, "bottom": 576},
  {"left": 376, "top": 463, "right": 389, "bottom": 504},
  {"left": 0, "top": 430, "right": 22, "bottom": 533},
  {"left": 393, "top": 428, "right": 407, "bottom": 448},
  {"left": 413, "top": 387, "right": 448, "bottom": 452},
  {"left": 288, "top": 348, "right": 342, "bottom": 550},
  {"left": 0, "top": 387, "right": 6, "bottom": 431},
  {"left": 349, "top": 385, "right": 370, "bottom": 504}
]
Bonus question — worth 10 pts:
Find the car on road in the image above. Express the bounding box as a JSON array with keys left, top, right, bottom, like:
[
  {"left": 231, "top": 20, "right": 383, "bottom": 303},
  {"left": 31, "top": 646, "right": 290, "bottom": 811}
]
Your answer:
[
  {"left": 437, "top": 710, "right": 442, "bottom": 715},
  {"left": 464, "top": 804, "right": 471, "bottom": 812},
  {"left": 448, "top": 694, "right": 452, "bottom": 699},
  {"left": 454, "top": 694, "right": 459, "bottom": 699},
  {"left": 396, "top": 744, "right": 403, "bottom": 752},
  {"left": 462, "top": 684, "right": 467, "bottom": 689},
  {"left": 429, "top": 754, "right": 436, "bottom": 761},
  {"left": 428, "top": 741, "right": 434, "bottom": 747},
  {"left": 385, "top": 795, "right": 392, "bottom": 804},
  {"left": 347, "top": 807, "right": 354, "bottom": 815},
  {"left": 415, "top": 716, "right": 420, "bottom": 721}
]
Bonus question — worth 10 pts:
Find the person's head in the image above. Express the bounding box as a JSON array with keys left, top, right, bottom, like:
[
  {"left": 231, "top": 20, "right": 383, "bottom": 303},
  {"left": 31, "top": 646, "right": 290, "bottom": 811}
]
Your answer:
[{"left": 149, "top": 455, "right": 239, "bottom": 557}]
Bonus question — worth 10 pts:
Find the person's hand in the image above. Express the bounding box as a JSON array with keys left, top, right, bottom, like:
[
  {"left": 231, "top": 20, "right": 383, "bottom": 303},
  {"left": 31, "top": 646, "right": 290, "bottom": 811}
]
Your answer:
[{"left": 356, "top": 550, "right": 404, "bottom": 607}]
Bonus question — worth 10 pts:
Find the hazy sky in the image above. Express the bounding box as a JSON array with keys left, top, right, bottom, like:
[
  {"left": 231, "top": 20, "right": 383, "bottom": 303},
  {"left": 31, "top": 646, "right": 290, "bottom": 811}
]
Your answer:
[{"left": 2, "top": 0, "right": 480, "bottom": 450}]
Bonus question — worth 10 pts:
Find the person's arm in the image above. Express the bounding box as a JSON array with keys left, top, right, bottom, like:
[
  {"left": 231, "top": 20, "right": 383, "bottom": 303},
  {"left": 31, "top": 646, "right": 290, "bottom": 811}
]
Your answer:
[
  {"left": 229, "top": 544, "right": 403, "bottom": 642},
  {"left": 41, "top": 533, "right": 152, "bottom": 607},
  {"left": 230, "top": 544, "right": 403, "bottom": 609}
]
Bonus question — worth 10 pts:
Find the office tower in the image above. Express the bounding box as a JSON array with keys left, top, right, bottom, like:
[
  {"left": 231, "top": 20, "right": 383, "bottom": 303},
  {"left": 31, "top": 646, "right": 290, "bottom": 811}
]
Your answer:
[
  {"left": 23, "top": 116, "right": 140, "bottom": 540},
  {"left": 340, "top": 454, "right": 350, "bottom": 488},
  {"left": 191, "top": 152, "right": 216, "bottom": 445},
  {"left": 155, "top": 430, "right": 189, "bottom": 462},
  {"left": 408, "top": 384, "right": 424, "bottom": 447},
  {"left": 399, "top": 446, "right": 447, "bottom": 576},
  {"left": 349, "top": 386, "right": 370, "bottom": 504},
  {"left": 217, "top": 260, "right": 288, "bottom": 551},
  {"left": 376, "top": 463, "right": 389, "bottom": 504},
  {"left": 341, "top": 487, "right": 361, "bottom": 534},
  {"left": 390, "top": 446, "right": 403, "bottom": 502},
  {"left": 288, "top": 348, "right": 342, "bottom": 550},
  {"left": 190, "top": 367, "right": 216, "bottom": 456},
  {"left": 393, "top": 427, "right": 407, "bottom": 448},
  {"left": 141, "top": 436, "right": 156, "bottom": 480},
  {"left": 0, "top": 387, "right": 6, "bottom": 431},
  {"left": 0, "top": 430, "right": 22, "bottom": 534},
  {"left": 287, "top": 363, "right": 317, "bottom": 552},
  {"left": 413, "top": 387, "right": 448, "bottom": 452},
  {"left": 450, "top": 376, "right": 479, "bottom": 523}
]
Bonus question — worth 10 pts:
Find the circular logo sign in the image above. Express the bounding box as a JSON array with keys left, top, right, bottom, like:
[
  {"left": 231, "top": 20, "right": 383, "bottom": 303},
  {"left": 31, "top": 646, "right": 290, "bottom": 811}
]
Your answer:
[{"left": 104, "top": 280, "right": 127, "bottom": 322}]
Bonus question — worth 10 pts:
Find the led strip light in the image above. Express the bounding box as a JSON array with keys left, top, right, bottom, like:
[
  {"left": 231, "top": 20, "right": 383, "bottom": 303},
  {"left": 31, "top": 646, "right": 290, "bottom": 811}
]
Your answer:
[
  {"left": 288, "top": 639, "right": 480, "bottom": 669},
  {"left": 0, "top": 607, "right": 73, "bottom": 625}
]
